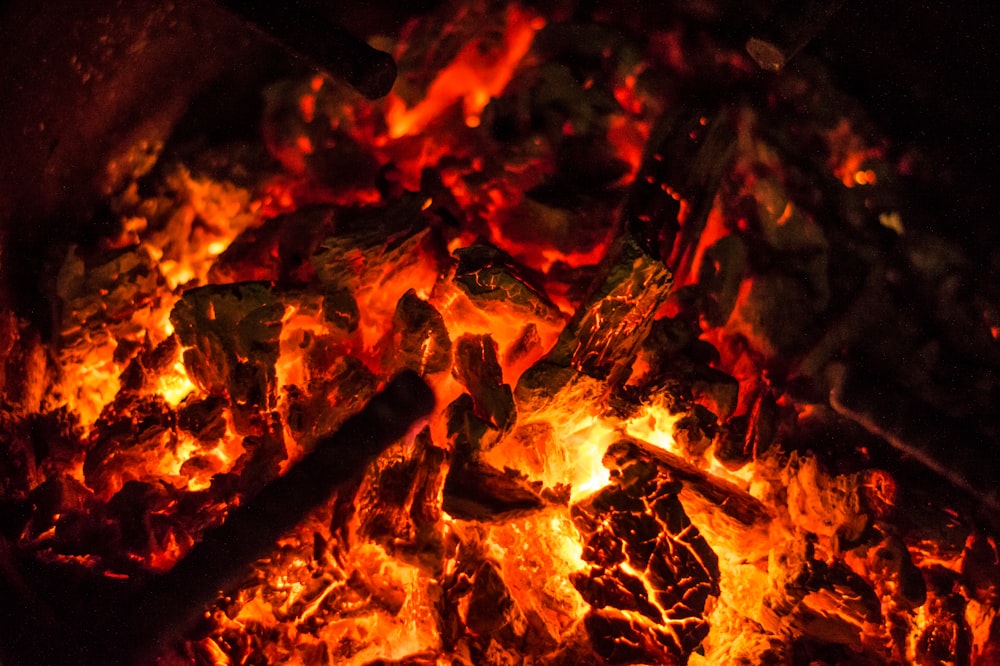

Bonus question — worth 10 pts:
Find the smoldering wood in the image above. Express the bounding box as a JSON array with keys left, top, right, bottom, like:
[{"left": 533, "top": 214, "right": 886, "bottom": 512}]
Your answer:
[
  {"left": 517, "top": 233, "right": 673, "bottom": 415},
  {"left": 92, "top": 371, "right": 435, "bottom": 666},
  {"left": 177, "top": 395, "right": 229, "bottom": 442},
  {"left": 443, "top": 456, "right": 548, "bottom": 521},
  {"left": 353, "top": 427, "right": 448, "bottom": 569},
  {"left": 283, "top": 354, "right": 378, "bottom": 451},
  {"left": 311, "top": 197, "right": 443, "bottom": 300},
  {"left": 83, "top": 394, "right": 178, "bottom": 499},
  {"left": 170, "top": 282, "right": 284, "bottom": 434},
  {"left": 567, "top": 234, "right": 673, "bottom": 383},
  {"left": 760, "top": 535, "right": 882, "bottom": 649},
  {"left": 571, "top": 439, "right": 720, "bottom": 664},
  {"left": 854, "top": 530, "right": 926, "bottom": 611},
  {"left": 464, "top": 560, "right": 528, "bottom": 647},
  {"left": 56, "top": 245, "right": 166, "bottom": 340},
  {"left": 209, "top": 205, "right": 337, "bottom": 285},
  {"left": 452, "top": 244, "right": 563, "bottom": 326}
]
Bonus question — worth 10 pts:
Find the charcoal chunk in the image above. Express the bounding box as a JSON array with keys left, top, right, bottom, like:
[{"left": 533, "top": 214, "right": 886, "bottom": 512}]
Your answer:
[
  {"left": 465, "top": 561, "right": 527, "bottom": 646},
  {"left": 177, "top": 396, "right": 228, "bottom": 442},
  {"left": 321, "top": 287, "right": 360, "bottom": 333},
  {"left": 442, "top": 395, "right": 545, "bottom": 521},
  {"left": 453, "top": 244, "right": 562, "bottom": 324},
  {"left": 584, "top": 609, "right": 683, "bottom": 665},
  {"left": 170, "top": 282, "right": 284, "bottom": 433},
  {"left": 571, "top": 440, "right": 719, "bottom": 662},
  {"left": 354, "top": 428, "right": 447, "bottom": 569},
  {"left": 387, "top": 290, "right": 452, "bottom": 376},
  {"left": 517, "top": 234, "right": 672, "bottom": 415},
  {"left": 56, "top": 245, "right": 165, "bottom": 335},
  {"left": 209, "top": 205, "right": 336, "bottom": 284},
  {"left": 452, "top": 334, "right": 515, "bottom": 432},
  {"left": 312, "top": 196, "right": 435, "bottom": 291}
]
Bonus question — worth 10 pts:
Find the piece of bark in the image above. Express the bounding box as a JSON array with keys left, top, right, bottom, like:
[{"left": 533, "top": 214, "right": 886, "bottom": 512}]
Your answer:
[
  {"left": 0, "top": 312, "right": 49, "bottom": 415},
  {"left": 690, "top": 368, "right": 740, "bottom": 422},
  {"left": 849, "top": 530, "right": 926, "bottom": 611}
]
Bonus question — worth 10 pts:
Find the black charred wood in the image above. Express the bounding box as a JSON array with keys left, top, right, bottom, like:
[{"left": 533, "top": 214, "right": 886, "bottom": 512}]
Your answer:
[
  {"left": 442, "top": 456, "right": 547, "bottom": 521},
  {"left": 212, "top": 0, "right": 397, "bottom": 99},
  {"left": 442, "top": 395, "right": 545, "bottom": 521}
]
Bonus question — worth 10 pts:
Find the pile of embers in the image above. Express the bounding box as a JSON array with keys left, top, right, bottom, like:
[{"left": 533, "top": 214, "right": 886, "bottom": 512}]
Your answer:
[{"left": 2, "top": 1, "right": 1000, "bottom": 664}]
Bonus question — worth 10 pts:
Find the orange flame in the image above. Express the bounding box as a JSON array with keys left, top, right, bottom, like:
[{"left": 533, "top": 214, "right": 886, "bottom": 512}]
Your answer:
[{"left": 386, "top": 7, "right": 543, "bottom": 139}]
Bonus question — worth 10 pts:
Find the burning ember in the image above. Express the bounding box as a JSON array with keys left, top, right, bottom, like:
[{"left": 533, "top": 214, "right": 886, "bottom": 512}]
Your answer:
[{"left": 2, "top": 1, "right": 999, "bottom": 664}]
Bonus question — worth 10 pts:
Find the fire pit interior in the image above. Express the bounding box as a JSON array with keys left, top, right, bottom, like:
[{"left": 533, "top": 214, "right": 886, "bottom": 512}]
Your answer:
[{"left": 2, "top": 1, "right": 999, "bottom": 664}]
